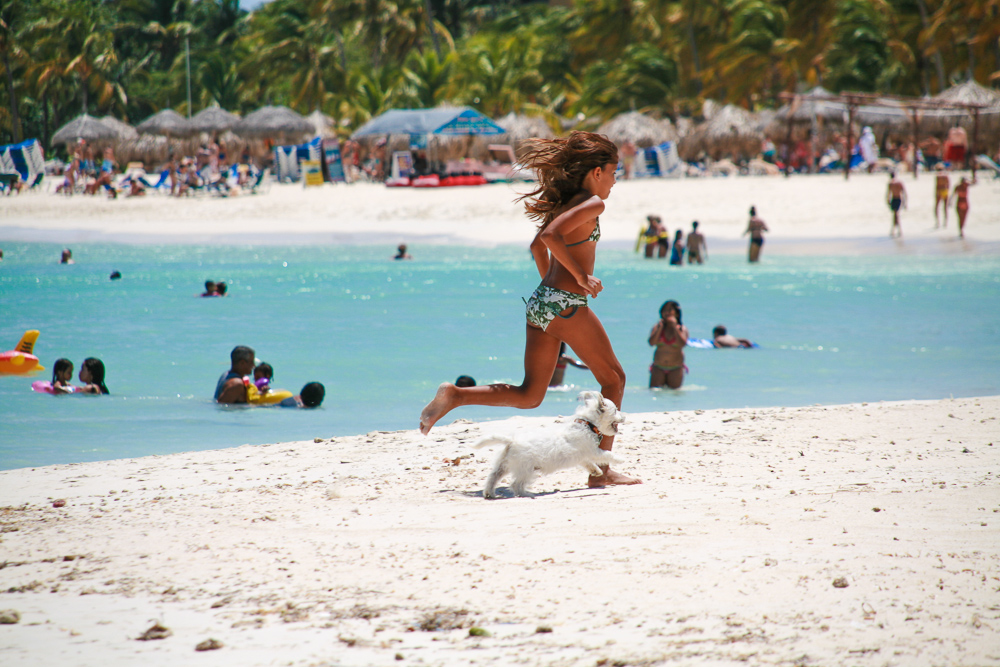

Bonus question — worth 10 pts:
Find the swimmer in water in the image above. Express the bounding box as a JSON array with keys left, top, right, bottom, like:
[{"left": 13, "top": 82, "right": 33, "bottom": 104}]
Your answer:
[
  {"left": 78, "top": 357, "right": 110, "bottom": 394},
  {"left": 648, "top": 300, "right": 688, "bottom": 389}
]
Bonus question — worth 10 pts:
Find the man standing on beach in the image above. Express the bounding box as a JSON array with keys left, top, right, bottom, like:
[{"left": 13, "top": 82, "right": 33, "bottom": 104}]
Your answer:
[
  {"left": 686, "top": 221, "right": 706, "bottom": 264},
  {"left": 216, "top": 345, "right": 255, "bottom": 404},
  {"left": 887, "top": 172, "right": 907, "bottom": 238}
]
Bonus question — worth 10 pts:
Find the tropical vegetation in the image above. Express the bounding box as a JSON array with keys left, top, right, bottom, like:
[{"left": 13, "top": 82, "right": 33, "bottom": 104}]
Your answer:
[{"left": 1, "top": 0, "right": 998, "bottom": 146}]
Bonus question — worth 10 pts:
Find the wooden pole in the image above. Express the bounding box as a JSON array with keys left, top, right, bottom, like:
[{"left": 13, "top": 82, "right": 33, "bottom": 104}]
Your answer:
[
  {"left": 971, "top": 108, "right": 979, "bottom": 182},
  {"left": 845, "top": 105, "right": 854, "bottom": 181},
  {"left": 911, "top": 108, "right": 919, "bottom": 180}
]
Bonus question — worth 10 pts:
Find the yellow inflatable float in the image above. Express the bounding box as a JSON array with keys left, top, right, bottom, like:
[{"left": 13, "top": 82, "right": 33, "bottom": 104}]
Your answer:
[
  {"left": 0, "top": 330, "right": 45, "bottom": 376},
  {"left": 244, "top": 378, "right": 294, "bottom": 405}
]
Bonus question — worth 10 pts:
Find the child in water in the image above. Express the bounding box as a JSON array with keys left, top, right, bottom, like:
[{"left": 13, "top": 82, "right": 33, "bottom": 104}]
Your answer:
[
  {"left": 648, "top": 300, "right": 689, "bottom": 389},
  {"left": 253, "top": 362, "right": 274, "bottom": 395},
  {"left": 78, "top": 357, "right": 110, "bottom": 394},
  {"left": 279, "top": 382, "right": 325, "bottom": 408},
  {"left": 51, "top": 358, "right": 76, "bottom": 393}
]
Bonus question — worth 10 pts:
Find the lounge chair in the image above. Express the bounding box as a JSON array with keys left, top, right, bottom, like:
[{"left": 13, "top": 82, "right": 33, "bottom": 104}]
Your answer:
[
  {"left": 250, "top": 167, "right": 270, "bottom": 194},
  {"left": 975, "top": 154, "right": 1000, "bottom": 178}
]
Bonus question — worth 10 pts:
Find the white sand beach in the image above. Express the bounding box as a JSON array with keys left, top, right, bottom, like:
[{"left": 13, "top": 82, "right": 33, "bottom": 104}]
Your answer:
[
  {"left": 2, "top": 174, "right": 998, "bottom": 665},
  {"left": 1, "top": 397, "right": 998, "bottom": 666},
  {"left": 2, "top": 171, "right": 999, "bottom": 252}
]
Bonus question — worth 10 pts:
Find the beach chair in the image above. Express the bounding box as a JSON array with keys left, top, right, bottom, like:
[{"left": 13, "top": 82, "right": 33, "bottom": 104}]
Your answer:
[
  {"left": 975, "top": 154, "right": 1000, "bottom": 179},
  {"left": 250, "top": 167, "right": 271, "bottom": 194}
]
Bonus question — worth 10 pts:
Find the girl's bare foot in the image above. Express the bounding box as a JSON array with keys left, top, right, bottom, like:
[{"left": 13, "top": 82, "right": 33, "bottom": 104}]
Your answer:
[
  {"left": 588, "top": 467, "right": 641, "bottom": 488},
  {"left": 419, "top": 383, "right": 457, "bottom": 435}
]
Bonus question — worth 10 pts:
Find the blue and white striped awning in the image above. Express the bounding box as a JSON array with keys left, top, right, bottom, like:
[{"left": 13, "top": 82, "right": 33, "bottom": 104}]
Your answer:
[{"left": 351, "top": 108, "right": 504, "bottom": 138}]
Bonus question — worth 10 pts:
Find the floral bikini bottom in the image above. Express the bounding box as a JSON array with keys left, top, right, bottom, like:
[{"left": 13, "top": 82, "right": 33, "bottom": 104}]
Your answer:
[{"left": 524, "top": 284, "right": 588, "bottom": 331}]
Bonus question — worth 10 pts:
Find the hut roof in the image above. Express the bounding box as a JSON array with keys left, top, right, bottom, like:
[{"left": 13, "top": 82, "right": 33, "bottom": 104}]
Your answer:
[
  {"left": 306, "top": 109, "right": 336, "bottom": 138},
  {"left": 596, "top": 111, "right": 677, "bottom": 148},
  {"left": 52, "top": 114, "right": 119, "bottom": 145},
  {"left": 235, "top": 106, "right": 314, "bottom": 138},
  {"left": 99, "top": 116, "right": 138, "bottom": 140},
  {"left": 933, "top": 80, "right": 1000, "bottom": 107},
  {"left": 702, "top": 104, "right": 762, "bottom": 141},
  {"left": 189, "top": 106, "right": 240, "bottom": 134},
  {"left": 137, "top": 109, "right": 193, "bottom": 137},
  {"left": 496, "top": 113, "right": 555, "bottom": 142},
  {"left": 776, "top": 86, "right": 845, "bottom": 122}
]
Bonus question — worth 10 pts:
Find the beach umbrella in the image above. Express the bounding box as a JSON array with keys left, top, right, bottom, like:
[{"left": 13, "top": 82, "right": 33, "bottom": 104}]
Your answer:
[
  {"left": 596, "top": 111, "right": 677, "bottom": 148},
  {"left": 99, "top": 116, "right": 139, "bottom": 141},
  {"left": 234, "top": 105, "right": 314, "bottom": 139},
  {"left": 51, "top": 113, "right": 118, "bottom": 145},
  {"left": 690, "top": 104, "right": 763, "bottom": 161},
  {"left": 306, "top": 109, "right": 337, "bottom": 138},
  {"left": 933, "top": 80, "right": 1000, "bottom": 107},
  {"left": 136, "top": 109, "right": 194, "bottom": 137},
  {"left": 774, "top": 86, "right": 845, "bottom": 123},
  {"left": 496, "top": 113, "right": 555, "bottom": 142},
  {"left": 188, "top": 106, "right": 241, "bottom": 134}
]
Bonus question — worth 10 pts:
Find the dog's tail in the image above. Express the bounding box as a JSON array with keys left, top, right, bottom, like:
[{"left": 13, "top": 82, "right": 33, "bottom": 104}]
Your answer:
[{"left": 471, "top": 435, "right": 515, "bottom": 450}]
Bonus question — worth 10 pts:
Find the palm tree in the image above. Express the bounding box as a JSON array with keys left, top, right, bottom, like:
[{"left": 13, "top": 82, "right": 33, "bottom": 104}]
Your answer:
[
  {"left": 706, "top": 0, "right": 792, "bottom": 105},
  {"left": 0, "top": 0, "right": 28, "bottom": 141},
  {"left": 822, "top": 0, "right": 894, "bottom": 92},
  {"left": 403, "top": 48, "right": 454, "bottom": 108}
]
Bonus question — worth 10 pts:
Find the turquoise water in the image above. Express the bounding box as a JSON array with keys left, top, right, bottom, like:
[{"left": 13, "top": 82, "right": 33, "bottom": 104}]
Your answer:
[{"left": 1, "top": 242, "right": 998, "bottom": 471}]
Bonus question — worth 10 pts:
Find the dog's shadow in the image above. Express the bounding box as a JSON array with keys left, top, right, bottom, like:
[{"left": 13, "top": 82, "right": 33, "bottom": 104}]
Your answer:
[{"left": 440, "top": 487, "right": 609, "bottom": 500}]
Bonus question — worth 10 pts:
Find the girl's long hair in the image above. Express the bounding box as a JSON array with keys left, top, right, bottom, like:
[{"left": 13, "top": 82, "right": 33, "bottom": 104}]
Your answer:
[
  {"left": 518, "top": 131, "right": 619, "bottom": 229},
  {"left": 52, "top": 358, "right": 72, "bottom": 384},
  {"left": 82, "top": 357, "right": 109, "bottom": 394},
  {"left": 660, "top": 300, "right": 682, "bottom": 326}
]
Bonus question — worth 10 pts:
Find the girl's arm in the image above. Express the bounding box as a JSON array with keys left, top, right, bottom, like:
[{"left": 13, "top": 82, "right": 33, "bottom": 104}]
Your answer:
[
  {"left": 529, "top": 233, "right": 549, "bottom": 279},
  {"left": 648, "top": 320, "right": 664, "bottom": 346},
  {"left": 539, "top": 196, "right": 605, "bottom": 295},
  {"left": 677, "top": 324, "right": 690, "bottom": 346}
]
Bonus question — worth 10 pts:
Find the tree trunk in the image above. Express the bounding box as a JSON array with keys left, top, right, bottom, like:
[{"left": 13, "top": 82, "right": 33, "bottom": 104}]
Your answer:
[
  {"left": 3, "top": 50, "right": 22, "bottom": 142},
  {"left": 424, "top": 0, "right": 441, "bottom": 59},
  {"left": 914, "top": 0, "right": 946, "bottom": 92},
  {"left": 685, "top": 2, "right": 702, "bottom": 94}
]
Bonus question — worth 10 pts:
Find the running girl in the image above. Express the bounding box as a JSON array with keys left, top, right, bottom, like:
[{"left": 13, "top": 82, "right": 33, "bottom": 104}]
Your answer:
[{"left": 419, "top": 131, "right": 637, "bottom": 487}]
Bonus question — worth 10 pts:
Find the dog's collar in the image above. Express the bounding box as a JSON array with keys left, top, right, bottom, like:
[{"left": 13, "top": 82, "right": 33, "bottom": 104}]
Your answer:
[{"left": 575, "top": 419, "right": 603, "bottom": 439}]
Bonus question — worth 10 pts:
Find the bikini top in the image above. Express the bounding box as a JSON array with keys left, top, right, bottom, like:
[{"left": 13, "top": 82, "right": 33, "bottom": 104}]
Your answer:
[{"left": 565, "top": 218, "right": 601, "bottom": 247}]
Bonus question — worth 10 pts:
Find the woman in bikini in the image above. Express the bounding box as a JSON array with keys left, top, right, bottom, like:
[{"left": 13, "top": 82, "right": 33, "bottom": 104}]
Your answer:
[
  {"left": 648, "top": 300, "right": 688, "bottom": 389},
  {"left": 949, "top": 176, "right": 972, "bottom": 239},
  {"left": 419, "top": 131, "right": 637, "bottom": 487},
  {"left": 933, "top": 163, "right": 950, "bottom": 228}
]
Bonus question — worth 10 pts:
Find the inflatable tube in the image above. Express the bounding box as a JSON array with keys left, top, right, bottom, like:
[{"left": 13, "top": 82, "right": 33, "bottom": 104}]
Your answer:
[
  {"left": 245, "top": 379, "right": 294, "bottom": 406},
  {"left": 0, "top": 330, "right": 45, "bottom": 376},
  {"left": 687, "top": 338, "right": 760, "bottom": 349},
  {"left": 31, "top": 381, "right": 75, "bottom": 394}
]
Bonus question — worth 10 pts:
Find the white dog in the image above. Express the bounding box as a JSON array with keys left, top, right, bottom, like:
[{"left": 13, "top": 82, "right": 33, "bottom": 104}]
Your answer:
[{"left": 472, "top": 391, "right": 625, "bottom": 498}]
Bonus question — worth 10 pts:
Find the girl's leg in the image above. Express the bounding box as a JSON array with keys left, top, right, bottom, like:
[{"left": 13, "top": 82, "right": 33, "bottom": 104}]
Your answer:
[
  {"left": 958, "top": 207, "right": 968, "bottom": 237},
  {"left": 665, "top": 367, "right": 684, "bottom": 389},
  {"left": 649, "top": 366, "right": 666, "bottom": 388},
  {"left": 419, "top": 325, "right": 560, "bottom": 434},
  {"left": 546, "top": 309, "right": 637, "bottom": 487}
]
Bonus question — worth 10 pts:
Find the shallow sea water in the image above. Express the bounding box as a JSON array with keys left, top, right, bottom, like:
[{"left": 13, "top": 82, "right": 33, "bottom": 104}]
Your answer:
[{"left": 1, "top": 242, "right": 998, "bottom": 470}]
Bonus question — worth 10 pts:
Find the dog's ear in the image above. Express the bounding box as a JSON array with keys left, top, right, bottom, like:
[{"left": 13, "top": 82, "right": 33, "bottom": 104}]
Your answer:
[{"left": 579, "top": 391, "right": 600, "bottom": 411}]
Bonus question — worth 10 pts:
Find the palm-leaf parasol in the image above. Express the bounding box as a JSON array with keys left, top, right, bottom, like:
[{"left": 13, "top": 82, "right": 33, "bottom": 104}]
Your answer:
[
  {"left": 52, "top": 114, "right": 119, "bottom": 145},
  {"left": 99, "top": 116, "right": 139, "bottom": 141},
  {"left": 188, "top": 106, "right": 241, "bottom": 134},
  {"left": 596, "top": 111, "right": 678, "bottom": 148},
  {"left": 233, "top": 106, "right": 314, "bottom": 139},
  {"left": 136, "top": 109, "right": 194, "bottom": 137}
]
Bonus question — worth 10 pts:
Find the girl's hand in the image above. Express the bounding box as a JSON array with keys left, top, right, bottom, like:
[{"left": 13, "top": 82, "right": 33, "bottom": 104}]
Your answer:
[{"left": 579, "top": 275, "right": 603, "bottom": 297}]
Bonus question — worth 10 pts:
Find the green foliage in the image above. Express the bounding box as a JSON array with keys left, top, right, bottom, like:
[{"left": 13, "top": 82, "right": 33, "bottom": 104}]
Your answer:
[{"left": 1, "top": 0, "right": 998, "bottom": 145}]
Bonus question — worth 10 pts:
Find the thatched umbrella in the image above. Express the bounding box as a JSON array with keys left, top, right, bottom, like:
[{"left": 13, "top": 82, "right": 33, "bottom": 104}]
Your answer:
[
  {"left": 137, "top": 109, "right": 193, "bottom": 137},
  {"left": 692, "top": 104, "right": 763, "bottom": 161},
  {"left": 597, "top": 111, "right": 677, "bottom": 148},
  {"left": 188, "top": 106, "right": 240, "bottom": 135},
  {"left": 52, "top": 113, "right": 119, "bottom": 145},
  {"left": 924, "top": 79, "right": 1000, "bottom": 138},
  {"left": 934, "top": 80, "right": 1000, "bottom": 106},
  {"left": 234, "top": 105, "right": 313, "bottom": 140},
  {"left": 306, "top": 109, "right": 336, "bottom": 138},
  {"left": 99, "top": 116, "right": 138, "bottom": 141},
  {"left": 774, "top": 86, "right": 844, "bottom": 123}
]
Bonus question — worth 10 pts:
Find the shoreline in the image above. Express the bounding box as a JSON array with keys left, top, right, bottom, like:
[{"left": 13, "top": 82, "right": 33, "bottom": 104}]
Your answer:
[
  {"left": 2, "top": 172, "right": 998, "bottom": 253},
  {"left": 1, "top": 396, "right": 997, "bottom": 666}
]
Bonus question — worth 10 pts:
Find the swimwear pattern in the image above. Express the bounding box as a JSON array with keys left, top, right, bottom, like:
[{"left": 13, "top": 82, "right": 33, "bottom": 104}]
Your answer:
[{"left": 525, "top": 284, "right": 588, "bottom": 331}]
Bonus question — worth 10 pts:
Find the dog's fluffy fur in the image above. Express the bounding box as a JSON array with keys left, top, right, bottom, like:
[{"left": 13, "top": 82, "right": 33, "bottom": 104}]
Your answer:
[{"left": 472, "top": 391, "right": 625, "bottom": 498}]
